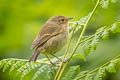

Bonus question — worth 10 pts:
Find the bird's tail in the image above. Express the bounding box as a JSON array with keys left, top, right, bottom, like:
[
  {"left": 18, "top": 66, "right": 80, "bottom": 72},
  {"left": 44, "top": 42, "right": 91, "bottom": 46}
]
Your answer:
[{"left": 29, "top": 51, "right": 40, "bottom": 62}]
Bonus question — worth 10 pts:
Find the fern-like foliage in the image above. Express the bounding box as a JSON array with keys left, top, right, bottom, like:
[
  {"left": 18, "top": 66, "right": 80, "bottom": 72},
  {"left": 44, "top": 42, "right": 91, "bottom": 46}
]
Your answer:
[
  {"left": 81, "top": 20, "right": 120, "bottom": 56},
  {"left": 0, "top": 0, "right": 120, "bottom": 79},
  {"left": 74, "top": 56, "right": 120, "bottom": 80},
  {"left": 0, "top": 19, "right": 119, "bottom": 80},
  {"left": 0, "top": 58, "right": 59, "bottom": 80},
  {"left": 69, "top": 12, "right": 91, "bottom": 33},
  {"left": 100, "top": 0, "right": 118, "bottom": 8}
]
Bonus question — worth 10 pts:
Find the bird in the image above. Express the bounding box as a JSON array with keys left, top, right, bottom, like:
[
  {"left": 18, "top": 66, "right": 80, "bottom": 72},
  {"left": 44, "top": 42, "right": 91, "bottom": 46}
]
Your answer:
[{"left": 29, "top": 15, "right": 73, "bottom": 64}]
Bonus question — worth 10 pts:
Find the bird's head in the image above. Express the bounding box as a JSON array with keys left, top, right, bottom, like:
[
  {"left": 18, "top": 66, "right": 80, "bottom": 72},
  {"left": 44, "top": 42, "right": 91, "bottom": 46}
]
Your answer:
[{"left": 47, "top": 15, "right": 73, "bottom": 25}]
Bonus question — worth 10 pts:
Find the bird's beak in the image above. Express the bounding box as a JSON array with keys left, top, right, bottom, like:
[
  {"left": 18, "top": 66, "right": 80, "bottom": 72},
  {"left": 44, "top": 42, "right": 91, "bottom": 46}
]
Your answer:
[{"left": 67, "top": 17, "right": 73, "bottom": 20}]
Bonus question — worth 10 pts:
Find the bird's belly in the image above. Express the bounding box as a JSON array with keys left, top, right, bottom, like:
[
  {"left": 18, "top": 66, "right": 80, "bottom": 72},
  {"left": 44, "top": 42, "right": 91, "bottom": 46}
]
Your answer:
[{"left": 42, "top": 33, "right": 68, "bottom": 54}]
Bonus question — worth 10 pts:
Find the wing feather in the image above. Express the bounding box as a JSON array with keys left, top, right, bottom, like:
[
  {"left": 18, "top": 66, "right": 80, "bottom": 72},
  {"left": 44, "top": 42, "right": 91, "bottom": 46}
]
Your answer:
[{"left": 31, "top": 22, "right": 63, "bottom": 49}]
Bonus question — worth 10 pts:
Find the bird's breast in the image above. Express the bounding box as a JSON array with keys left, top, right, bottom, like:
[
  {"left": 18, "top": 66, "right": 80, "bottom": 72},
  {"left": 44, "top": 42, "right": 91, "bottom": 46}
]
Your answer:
[{"left": 42, "top": 30, "right": 68, "bottom": 54}]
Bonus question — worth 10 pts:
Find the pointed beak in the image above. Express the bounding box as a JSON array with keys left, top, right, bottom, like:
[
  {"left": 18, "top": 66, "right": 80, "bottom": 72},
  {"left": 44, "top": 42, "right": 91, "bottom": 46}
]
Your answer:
[{"left": 67, "top": 17, "right": 73, "bottom": 20}]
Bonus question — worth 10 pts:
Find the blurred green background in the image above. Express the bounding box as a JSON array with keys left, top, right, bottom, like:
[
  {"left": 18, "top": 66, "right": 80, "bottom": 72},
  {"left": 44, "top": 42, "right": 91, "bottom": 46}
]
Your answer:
[{"left": 0, "top": 0, "right": 120, "bottom": 80}]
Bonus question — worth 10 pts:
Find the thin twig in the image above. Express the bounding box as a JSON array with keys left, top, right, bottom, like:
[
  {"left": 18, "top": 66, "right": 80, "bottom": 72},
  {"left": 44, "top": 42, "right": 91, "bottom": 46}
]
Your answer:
[{"left": 54, "top": 23, "right": 78, "bottom": 80}]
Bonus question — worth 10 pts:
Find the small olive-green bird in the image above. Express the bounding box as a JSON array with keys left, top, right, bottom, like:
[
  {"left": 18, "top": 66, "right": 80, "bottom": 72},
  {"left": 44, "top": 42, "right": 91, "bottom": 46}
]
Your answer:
[{"left": 29, "top": 15, "right": 73, "bottom": 64}]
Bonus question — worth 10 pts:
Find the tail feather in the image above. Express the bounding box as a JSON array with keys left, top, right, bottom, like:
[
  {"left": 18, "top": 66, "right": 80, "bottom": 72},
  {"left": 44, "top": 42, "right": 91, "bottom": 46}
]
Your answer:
[{"left": 29, "top": 51, "right": 40, "bottom": 62}]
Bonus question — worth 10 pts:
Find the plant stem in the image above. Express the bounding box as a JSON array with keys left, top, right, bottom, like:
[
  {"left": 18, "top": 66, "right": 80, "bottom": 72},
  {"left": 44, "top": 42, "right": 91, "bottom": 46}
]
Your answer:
[
  {"left": 75, "top": 54, "right": 120, "bottom": 80},
  {"left": 54, "top": 0, "right": 101, "bottom": 80},
  {"left": 54, "top": 23, "right": 78, "bottom": 80},
  {"left": 68, "top": 0, "right": 100, "bottom": 61}
]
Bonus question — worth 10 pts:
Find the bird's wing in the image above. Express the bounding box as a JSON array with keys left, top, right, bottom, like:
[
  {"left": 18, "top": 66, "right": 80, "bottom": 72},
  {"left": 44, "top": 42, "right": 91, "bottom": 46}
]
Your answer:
[{"left": 31, "top": 23, "right": 63, "bottom": 49}]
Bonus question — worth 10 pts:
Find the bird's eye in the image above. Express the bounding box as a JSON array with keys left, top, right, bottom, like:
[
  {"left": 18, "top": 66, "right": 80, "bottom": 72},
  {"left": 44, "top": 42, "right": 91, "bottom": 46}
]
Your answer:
[
  {"left": 61, "top": 19, "right": 64, "bottom": 21},
  {"left": 59, "top": 19, "right": 65, "bottom": 24}
]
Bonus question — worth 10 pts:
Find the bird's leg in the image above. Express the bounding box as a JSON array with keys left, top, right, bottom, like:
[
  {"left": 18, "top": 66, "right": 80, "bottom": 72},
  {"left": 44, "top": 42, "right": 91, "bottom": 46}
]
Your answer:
[
  {"left": 51, "top": 54, "right": 64, "bottom": 62},
  {"left": 45, "top": 55, "right": 55, "bottom": 65}
]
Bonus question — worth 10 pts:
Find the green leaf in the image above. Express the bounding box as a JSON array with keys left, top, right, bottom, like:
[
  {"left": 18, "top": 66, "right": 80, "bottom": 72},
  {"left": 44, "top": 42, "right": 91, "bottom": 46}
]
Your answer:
[
  {"left": 68, "top": 13, "right": 92, "bottom": 33},
  {"left": 91, "top": 34, "right": 99, "bottom": 50},
  {"left": 74, "top": 71, "right": 89, "bottom": 80},
  {"left": 32, "top": 65, "right": 52, "bottom": 80},
  {"left": 94, "top": 67, "right": 106, "bottom": 80},
  {"left": 20, "top": 62, "right": 41, "bottom": 80},
  {"left": 0, "top": 59, "right": 9, "bottom": 69},
  {"left": 112, "top": 58, "right": 120, "bottom": 64},
  {"left": 83, "top": 41, "right": 92, "bottom": 56},
  {"left": 16, "top": 62, "right": 31, "bottom": 78},
  {"left": 3, "top": 59, "right": 16, "bottom": 72},
  {"left": 69, "top": 21, "right": 81, "bottom": 32},
  {"left": 100, "top": 0, "right": 110, "bottom": 9},
  {"left": 32, "top": 65, "right": 51, "bottom": 80},
  {"left": 110, "top": 21, "right": 120, "bottom": 33},
  {"left": 62, "top": 66, "right": 80, "bottom": 80},
  {"left": 9, "top": 61, "right": 27, "bottom": 73},
  {"left": 101, "top": 29, "right": 109, "bottom": 40},
  {"left": 106, "top": 61, "right": 116, "bottom": 73},
  {"left": 84, "top": 73, "right": 92, "bottom": 80},
  {"left": 73, "top": 54, "right": 86, "bottom": 61},
  {"left": 79, "top": 13, "right": 92, "bottom": 24},
  {"left": 96, "top": 27, "right": 106, "bottom": 34}
]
